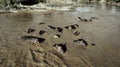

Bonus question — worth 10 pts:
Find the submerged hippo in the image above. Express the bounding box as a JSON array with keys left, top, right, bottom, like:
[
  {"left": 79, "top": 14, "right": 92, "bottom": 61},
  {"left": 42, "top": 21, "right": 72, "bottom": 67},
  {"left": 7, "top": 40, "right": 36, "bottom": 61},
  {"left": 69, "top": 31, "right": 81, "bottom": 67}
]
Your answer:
[
  {"left": 53, "top": 43, "right": 67, "bottom": 54},
  {"left": 73, "top": 39, "right": 88, "bottom": 47}
]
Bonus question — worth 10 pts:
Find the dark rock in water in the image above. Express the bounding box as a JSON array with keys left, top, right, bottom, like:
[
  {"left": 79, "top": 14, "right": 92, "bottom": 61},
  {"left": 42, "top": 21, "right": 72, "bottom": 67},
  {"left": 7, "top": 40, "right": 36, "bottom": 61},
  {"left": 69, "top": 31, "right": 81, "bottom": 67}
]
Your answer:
[
  {"left": 48, "top": 25, "right": 56, "bottom": 30},
  {"left": 74, "top": 31, "right": 80, "bottom": 36},
  {"left": 39, "top": 30, "right": 46, "bottom": 35},
  {"left": 39, "top": 22, "right": 45, "bottom": 25},
  {"left": 53, "top": 43, "right": 67, "bottom": 54},
  {"left": 57, "top": 27, "right": 63, "bottom": 33},
  {"left": 73, "top": 39, "right": 88, "bottom": 47},
  {"left": 27, "top": 28, "right": 35, "bottom": 33},
  {"left": 21, "top": 36, "right": 46, "bottom": 43}
]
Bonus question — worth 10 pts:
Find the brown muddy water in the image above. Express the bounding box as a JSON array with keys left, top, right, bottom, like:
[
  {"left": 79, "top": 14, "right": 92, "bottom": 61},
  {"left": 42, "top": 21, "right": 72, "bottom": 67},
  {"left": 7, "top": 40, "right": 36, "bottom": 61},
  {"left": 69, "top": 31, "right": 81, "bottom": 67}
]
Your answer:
[{"left": 0, "top": 4, "right": 120, "bottom": 67}]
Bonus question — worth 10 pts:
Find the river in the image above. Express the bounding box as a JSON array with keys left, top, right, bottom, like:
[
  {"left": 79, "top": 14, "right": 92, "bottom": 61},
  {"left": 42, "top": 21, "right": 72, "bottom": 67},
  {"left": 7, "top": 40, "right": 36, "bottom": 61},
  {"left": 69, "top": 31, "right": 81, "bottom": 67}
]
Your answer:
[{"left": 0, "top": 3, "right": 120, "bottom": 67}]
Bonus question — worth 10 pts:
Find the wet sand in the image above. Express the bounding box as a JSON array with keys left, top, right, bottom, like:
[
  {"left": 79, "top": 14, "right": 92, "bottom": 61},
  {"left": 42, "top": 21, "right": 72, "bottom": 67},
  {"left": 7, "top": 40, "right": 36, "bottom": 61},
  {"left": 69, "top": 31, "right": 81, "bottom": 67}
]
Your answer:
[{"left": 0, "top": 4, "right": 120, "bottom": 67}]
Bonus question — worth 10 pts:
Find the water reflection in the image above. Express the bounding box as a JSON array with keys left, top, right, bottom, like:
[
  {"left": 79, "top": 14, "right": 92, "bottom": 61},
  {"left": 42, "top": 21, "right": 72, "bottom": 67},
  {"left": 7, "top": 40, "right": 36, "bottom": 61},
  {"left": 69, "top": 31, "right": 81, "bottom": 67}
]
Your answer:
[
  {"left": 3, "top": 12, "right": 34, "bottom": 29},
  {"left": 99, "top": 3, "right": 114, "bottom": 12},
  {"left": 12, "top": 12, "right": 33, "bottom": 22},
  {"left": 76, "top": 7, "right": 95, "bottom": 12},
  {"left": 75, "top": 3, "right": 120, "bottom": 13},
  {"left": 43, "top": 11, "right": 54, "bottom": 18},
  {"left": 99, "top": 4, "right": 120, "bottom": 13}
]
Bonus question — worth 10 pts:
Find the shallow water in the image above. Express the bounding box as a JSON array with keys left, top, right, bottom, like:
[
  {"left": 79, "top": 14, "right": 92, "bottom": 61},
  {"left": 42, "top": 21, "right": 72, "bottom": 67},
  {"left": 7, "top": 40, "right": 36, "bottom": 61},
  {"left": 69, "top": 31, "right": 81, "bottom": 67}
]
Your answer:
[{"left": 0, "top": 3, "right": 120, "bottom": 67}]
